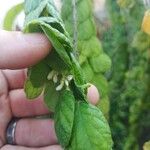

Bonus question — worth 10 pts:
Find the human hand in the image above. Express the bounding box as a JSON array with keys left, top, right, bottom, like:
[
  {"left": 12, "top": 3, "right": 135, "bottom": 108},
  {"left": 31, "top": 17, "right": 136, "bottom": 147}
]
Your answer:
[{"left": 0, "top": 30, "right": 99, "bottom": 150}]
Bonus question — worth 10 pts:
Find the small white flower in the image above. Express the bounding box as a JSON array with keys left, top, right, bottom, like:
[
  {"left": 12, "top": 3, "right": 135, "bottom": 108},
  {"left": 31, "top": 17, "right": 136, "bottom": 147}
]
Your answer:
[
  {"left": 65, "top": 80, "right": 69, "bottom": 87},
  {"left": 53, "top": 74, "right": 58, "bottom": 83},
  {"left": 47, "top": 70, "right": 74, "bottom": 91},
  {"left": 47, "top": 71, "right": 55, "bottom": 80},
  {"left": 56, "top": 80, "right": 65, "bottom": 91},
  {"left": 67, "top": 75, "right": 73, "bottom": 81}
]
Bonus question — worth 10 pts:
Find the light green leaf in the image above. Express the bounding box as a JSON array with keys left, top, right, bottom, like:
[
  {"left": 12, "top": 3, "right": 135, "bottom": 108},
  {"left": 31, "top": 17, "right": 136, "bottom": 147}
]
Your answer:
[
  {"left": 91, "top": 74, "right": 109, "bottom": 97},
  {"left": 55, "top": 90, "right": 75, "bottom": 147},
  {"left": 89, "top": 54, "right": 112, "bottom": 73},
  {"left": 97, "top": 96, "right": 110, "bottom": 119},
  {"left": 68, "top": 101, "right": 113, "bottom": 150},
  {"left": 3, "top": 3, "right": 23, "bottom": 30},
  {"left": 77, "top": 18, "right": 96, "bottom": 40},
  {"left": 24, "top": 79, "right": 43, "bottom": 99},
  {"left": 25, "top": 0, "right": 61, "bottom": 25},
  {"left": 82, "top": 61, "right": 94, "bottom": 81},
  {"left": 24, "top": 0, "right": 47, "bottom": 24},
  {"left": 25, "top": 0, "right": 43, "bottom": 15},
  {"left": 78, "top": 37, "right": 103, "bottom": 58}
]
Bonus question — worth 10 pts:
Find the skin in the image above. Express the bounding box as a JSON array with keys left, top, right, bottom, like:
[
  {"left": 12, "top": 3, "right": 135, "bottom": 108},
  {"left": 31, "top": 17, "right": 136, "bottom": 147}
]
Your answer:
[{"left": 0, "top": 30, "right": 99, "bottom": 150}]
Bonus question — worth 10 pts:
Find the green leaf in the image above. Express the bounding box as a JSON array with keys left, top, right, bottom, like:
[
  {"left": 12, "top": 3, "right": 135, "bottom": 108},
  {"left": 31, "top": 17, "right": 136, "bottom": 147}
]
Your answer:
[
  {"left": 55, "top": 90, "right": 75, "bottom": 147},
  {"left": 61, "top": 0, "right": 92, "bottom": 23},
  {"left": 91, "top": 74, "right": 109, "bottom": 97},
  {"left": 3, "top": 3, "right": 23, "bottom": 30},
  {"left": 89, "top": 54, "right": 112, "bottom": 73},
  {"left": 78, "top": 37, "right": 103, "bottom": 58},
  {"left": 82, "top": 61, "right": 94, "bottom": 81},
  {"left": 23, "top": 1, "right": 113, "bottom": 150},
  {"left": 70, "top": 53, "right": 85, "bottom": 85},
  {"left": 24, "top": 0, "right": 48, "bottom": 24},
  {"left": 24, "top": 19, "right": 72, "bottom": 71},
  {"left": 44, "top": 81, "right": 60, "bottom": 112},
  {"left": 25, "top": 0, "right": 43, "bottom": 15},
  {"left": 24, "top": 79, "right": 43, "bottom": 99},
  {"left": 97, "top": 96, "right": 110, "bottom": 119},
  {"left": 28, "top": 60, "right": 51, "bottom": 87},
  {"left": 68, "top": 101, "right": 113, "bottom": 150},
  {"left": 45, "top": 49, "right": 69, "bottom": 71},
  {"left": 41, "top": 24, "right": 72, "bottom": 68},
  {"left": 132, "top": 31, "right": 150, "bottom": 51},
  {"left": 78, "top": 18, "right": 96, "bottom": 40}
]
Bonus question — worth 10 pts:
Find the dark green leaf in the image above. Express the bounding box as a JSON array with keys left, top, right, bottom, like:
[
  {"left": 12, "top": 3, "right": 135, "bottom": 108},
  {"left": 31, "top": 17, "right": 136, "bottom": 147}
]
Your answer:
[
  {"left": 29, "top": 60, "right": 51, "bottom": 87},
  {"left": 44, "top": 81, "right": 60, "bottom": 112},
  {"left": 41, "top": 24, "right": 72, "bottom": 68},
  {"left": 55, "top": 90, "right": 75, "bottom": 147},
  {"left": 45, "top": 49, "right": 70, "bottom": 71}
]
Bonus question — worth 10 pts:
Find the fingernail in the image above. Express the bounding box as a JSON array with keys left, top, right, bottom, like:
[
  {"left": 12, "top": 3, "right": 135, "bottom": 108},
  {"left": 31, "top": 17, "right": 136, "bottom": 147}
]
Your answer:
[{"left": 87, "top": 84, "right": 100, "bottom": 105}]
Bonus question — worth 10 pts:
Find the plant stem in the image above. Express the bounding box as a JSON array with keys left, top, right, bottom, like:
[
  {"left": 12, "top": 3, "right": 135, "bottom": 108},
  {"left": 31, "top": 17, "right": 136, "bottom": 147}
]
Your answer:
[{"left": 72, "top": 0, "right": 78, "bottom": 58}]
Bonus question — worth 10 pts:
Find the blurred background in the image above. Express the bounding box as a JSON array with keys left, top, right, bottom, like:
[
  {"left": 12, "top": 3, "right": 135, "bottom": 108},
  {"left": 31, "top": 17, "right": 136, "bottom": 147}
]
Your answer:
[
  {"left": 0, "top": 0, "right": 23, "bottom": 27},
  {"left": 0, "top": 0, "right": 105, "bottom": 28}
]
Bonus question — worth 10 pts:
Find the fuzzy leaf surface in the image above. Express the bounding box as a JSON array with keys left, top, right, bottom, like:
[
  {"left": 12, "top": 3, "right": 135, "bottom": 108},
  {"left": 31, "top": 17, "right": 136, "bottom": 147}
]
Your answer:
[
  {"left": 55, "top": 90, "right": 75, "bottom": 147},
  {"left": 68, "top": 101, "right": 113, "bottom": 150}
]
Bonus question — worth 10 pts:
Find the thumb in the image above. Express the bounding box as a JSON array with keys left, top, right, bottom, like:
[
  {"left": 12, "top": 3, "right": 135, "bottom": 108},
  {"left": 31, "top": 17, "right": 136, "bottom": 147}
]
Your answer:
[{"left": 0, "top": 30, "right": 51, "bottom": 69}]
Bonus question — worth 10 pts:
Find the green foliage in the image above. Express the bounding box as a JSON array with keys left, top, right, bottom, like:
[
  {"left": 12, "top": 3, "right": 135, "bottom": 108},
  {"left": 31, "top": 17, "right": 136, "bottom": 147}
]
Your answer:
[
  {"left": 55, "top": 90, "right": 75, "bottom": 147},
  {"left": 102, "top": 0, "right": 150, "bottom": 149},
  {"left": 132, "top": 31, "right": 150, "bottom": 51},
  {"left": 28, "top": 60, "right": 50, "bottom": 87},
  {"left": 44, "top": 81, "right": 60, "bottom": 111},
  {"left": 3, "top": 3, "right": 23, "bottom": 30},
  {"left": 89, "top": 54, "right": 111, "bottom": 73},
  {"left": 24, "top": 79, "right": 43, "bottom": 99},
  {"left": 122, "top": 49, "right": 150, "bottom": 150},
  {"left": 61, "top": 0, "right": 111, "bottom": 118},
  {"left": 68, "top": 101, "right": 112, "bottom": 150},
  {"left": 23, "top": 0, "right": 113, "bottom": 149}
]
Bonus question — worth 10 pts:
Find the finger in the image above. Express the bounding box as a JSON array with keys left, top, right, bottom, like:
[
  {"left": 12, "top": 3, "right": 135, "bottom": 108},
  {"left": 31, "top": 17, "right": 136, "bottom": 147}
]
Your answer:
[
  {"left": 87, "top": 84, "right": 100, "bottom": 105},
  {"left": 1, "top": 145, "right": 62, "bottom": 150},
  {"left": 9, "top": 85, "right": 99, "bottom": 117},
  {"left": 2, "top": 69, "right": 26, "bottom": 90},
  {"left": 0, "top": 71, "right": 12, "bottom": 146},
  {"left": 0, "top": 30, "right": 51, "bottom": 69},
  {"left": 9, "top": 89, "right": 50, "bottom": 117},
  {"left": 15, "top": 119, "right": 57, "bottom": 147}
]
